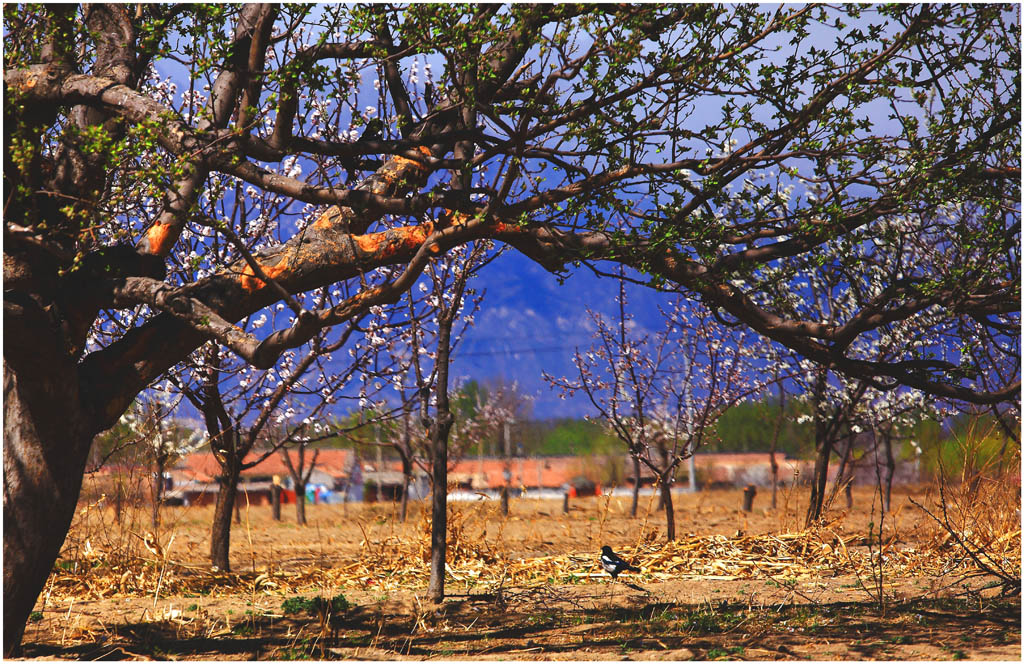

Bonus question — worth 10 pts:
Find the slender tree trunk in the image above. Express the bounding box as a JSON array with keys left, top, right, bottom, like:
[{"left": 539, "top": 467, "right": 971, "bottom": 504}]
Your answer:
[
  {"left": 826, "top": 435, "right": 854, "bottom": 511},
  {"left": 769, "top": 379, "right": 786, "bottom": 510},
  {"left": 660, "top": 474, "right": 676, "bottom": 541},
  {"left": 113, "top": 480, "right": 124, "bottom": 526},
  {"left": 742, "top": 485, "right": 757, "bottom": 511},
  {"left": 427, "top": 323, "right": 455, "bottom": 603},
  {"left": 271, "top": 483, "right": 281, "bottom": 521},
  {"left": 280, "top": 445, "right": 314, "bottom": 526},
  {"left": 805, "top": 417, "right": 833, "bottom": 527},
  {"left": 428, "top": 415, "right": 454, "bottom": 602},
  {"left": 399, "top": 404, "right": 413, "bottom": 523},
  {"left": 295, "top": 480, "right": 307, "bottom": 525},
  {"left": 151, "top": 456, "right": 165, "bottom": 531},
  {"left": 655, "top": 442, "right": 669, "bottom": 512},
  {"left": 769, "top": 446, "right": 779, "bottom": 510},
  {"left": 3, "top": 362, "right": 93, "bottom": 656},
  {"left": 399, "top": 457, "right": 411, "bottom": 523},
  {"left": 630, "top": 454, "right": 641, "bottom": 518},
  {"left": 210, "top": 463, "right": 240, "bottom": 571}
]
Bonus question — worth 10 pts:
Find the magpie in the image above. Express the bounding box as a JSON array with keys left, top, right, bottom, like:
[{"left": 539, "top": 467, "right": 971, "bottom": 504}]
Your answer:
[{"left": 600, "top": 545, "right": 640, "bottom": 580}]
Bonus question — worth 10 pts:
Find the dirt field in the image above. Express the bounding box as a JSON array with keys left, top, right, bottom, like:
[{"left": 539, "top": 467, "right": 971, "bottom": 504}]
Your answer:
[{"left": 16, "top": 484, "right": 1022, "bottom": 660}]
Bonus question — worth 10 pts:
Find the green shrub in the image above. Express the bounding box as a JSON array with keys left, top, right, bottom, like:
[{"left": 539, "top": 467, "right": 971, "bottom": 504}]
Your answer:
[{"left": 281, "top": 593, "right": 350, "bottom": 616}]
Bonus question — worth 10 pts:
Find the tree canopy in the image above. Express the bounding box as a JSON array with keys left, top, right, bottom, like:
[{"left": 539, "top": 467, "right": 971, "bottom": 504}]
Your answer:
[
  {"left": 2, "top": 3, "right": 1019, "bottom": 654},
  {"left": 6, "top": 5, "right": 1019, "bottom": 414}
]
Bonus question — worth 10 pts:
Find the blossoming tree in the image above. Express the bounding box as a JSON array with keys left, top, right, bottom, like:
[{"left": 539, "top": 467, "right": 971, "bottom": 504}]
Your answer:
[
  {"left": 116, "top": 392, "right": 207, "bottom": 531},
  {"left": 546, "top": 277, "right": 772, "bottom": 540},
  {"left": 3, "top": 4, "right": 1017, "bottom": 652}
]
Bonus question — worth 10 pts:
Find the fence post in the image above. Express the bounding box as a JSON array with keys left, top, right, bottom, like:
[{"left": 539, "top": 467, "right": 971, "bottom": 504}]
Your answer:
[{"left": 742, "top": 484, "right": 757, "bottom": 512}]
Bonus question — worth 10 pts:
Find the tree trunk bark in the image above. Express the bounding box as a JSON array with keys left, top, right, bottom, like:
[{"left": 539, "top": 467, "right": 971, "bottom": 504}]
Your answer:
[
  {"left": 399, "top": 457, "right": 411, "bottom": 523},
  {"left": 210, "top": 464, "right": 240, "bottom": 571},
  {"left": 805, "top": 418, "right": 833, "bottom": 527},
  {"left": 295, "top": 481, "right": 307, "bottom": 526},
  {"left": 428, "top": 411, "right": 453, "bottom": 602},
  {"left": 769, "top": 447, "right": 779, "bottom": 510},
  {"left": 826, "top": 435, "right": 853, "bottom": 511},
  {"left": 742, "top": 485, "right": 757, "bottom": 512},
  {"left": 769, "top": 379, "right": 786, "bottom": 510},
  {"left": 660, "top": 475, "right": 676, "bottom": 541},
  {"left": 113, "top": 480, "right": 124, "bottom": 526},
  {"left": 3, "top": 363, "right": 93, "bottom": 656},
  {"left": 427, "top": 319, "right": 455, "bottom": 604},
  {"left": 630, "top": 454, "right": 641, "bottom": 518},
  {"left": 151, "top": 459, "right": 164, "bottom": 532},
  {"left": 399, "top": 405, "right": 413, "bottom": 523}
]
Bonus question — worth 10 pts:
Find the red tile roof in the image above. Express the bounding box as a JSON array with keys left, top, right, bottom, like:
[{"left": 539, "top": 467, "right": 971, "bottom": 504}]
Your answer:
[
  {"left": 444, "top": 456, "right": 583, "bottom": 490},
  {"left": 173, "top": 449, "right": 353, "bottom": 483},
  {"left": 167, "top": 450, "right": 831, "bottom": 490}
]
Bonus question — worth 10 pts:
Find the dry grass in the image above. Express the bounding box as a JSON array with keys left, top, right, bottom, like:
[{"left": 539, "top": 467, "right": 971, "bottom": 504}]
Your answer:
[
  {"left": 45, "top": 479, "right": 1020, "bottom": 606},
  {"left": 20, "top": 476, "right": 1021, "bottom": 661}
]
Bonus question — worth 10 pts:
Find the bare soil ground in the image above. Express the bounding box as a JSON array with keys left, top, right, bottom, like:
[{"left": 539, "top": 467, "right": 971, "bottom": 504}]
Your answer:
[{"left": 16, "top": 485, "right": 1022, "bottom": 660}]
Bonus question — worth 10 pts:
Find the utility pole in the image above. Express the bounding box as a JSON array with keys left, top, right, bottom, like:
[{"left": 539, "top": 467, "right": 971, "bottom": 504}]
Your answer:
[
  {"left": 501, "top": 419, "right": 512, "bottom": 515},
  {"left": 683, "top": 351, "right": 697, "bottom": 493}
]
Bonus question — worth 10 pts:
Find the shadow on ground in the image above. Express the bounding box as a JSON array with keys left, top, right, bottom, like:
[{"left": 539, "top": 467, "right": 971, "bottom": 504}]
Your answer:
[{"left": 20, "top": 589, "right": 1021, "bottom": 661}]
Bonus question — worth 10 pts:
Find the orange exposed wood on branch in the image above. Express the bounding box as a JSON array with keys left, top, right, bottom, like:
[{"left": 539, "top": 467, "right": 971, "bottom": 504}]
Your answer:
[
  {"left": 392, "top": 145, "right": 432, "bottom": 173},
  {"left": 143, "top": 222, "right": 176, "bottom": 256},
  {"left": 313, "top": 206, "right": 346, "bottom": 231},
  {"left": 353, "top": 222, "right": 434, "bottom": 256},
  {"left": 239, "top": 255, "right": 291, "bottom": 291},
  {"left": 14, "top": 71, "right": 39, "bottom": 91}
]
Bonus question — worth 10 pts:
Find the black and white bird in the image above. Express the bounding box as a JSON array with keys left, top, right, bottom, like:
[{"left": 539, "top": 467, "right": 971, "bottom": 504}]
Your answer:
[{"left": 600, "top": 545, "right": 640, "bottom": 580}]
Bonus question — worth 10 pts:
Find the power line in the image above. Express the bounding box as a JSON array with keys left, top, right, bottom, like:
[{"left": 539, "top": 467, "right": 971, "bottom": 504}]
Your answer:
[{"left": 456, "top": 345, "right": 580, "bottom": 357}]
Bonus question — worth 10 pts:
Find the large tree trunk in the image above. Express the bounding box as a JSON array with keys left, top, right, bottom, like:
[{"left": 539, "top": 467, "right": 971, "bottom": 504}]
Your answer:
[
  {"left": 210, "top": 463, "right": 240, "bottom": 571},
  {"left": 3, "top": 361, "right": 93, "bottom": 656}
]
